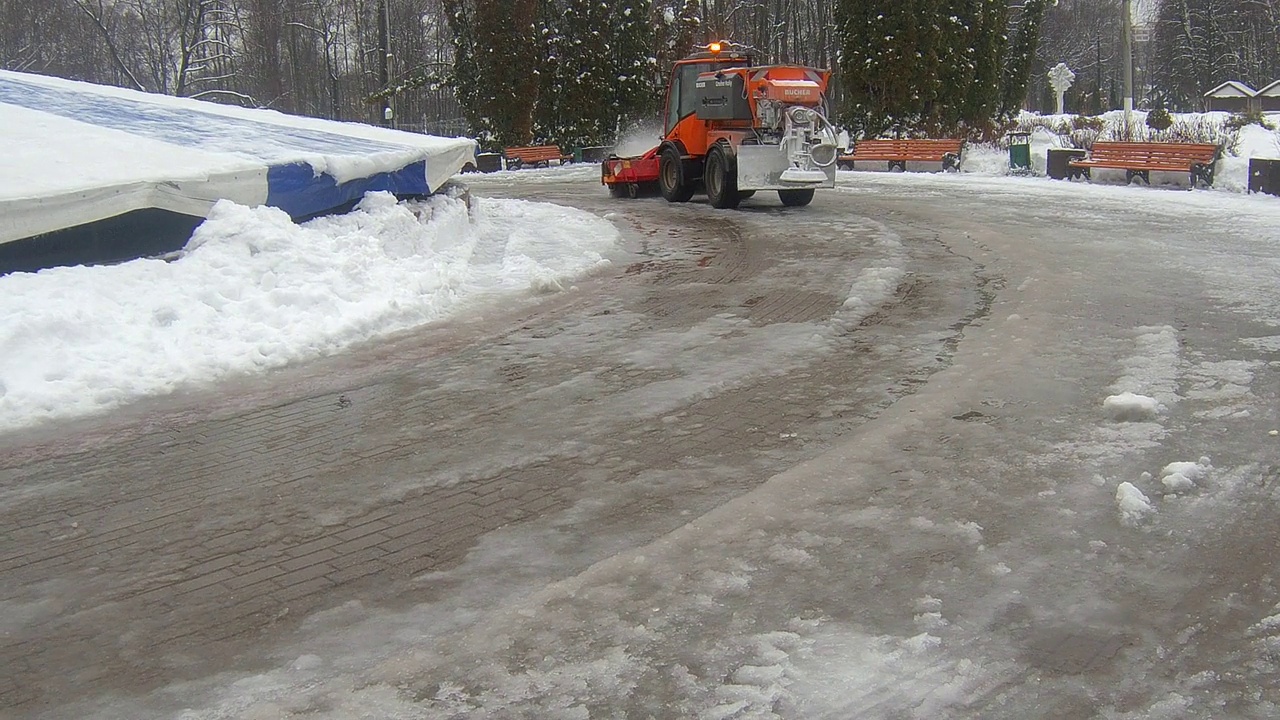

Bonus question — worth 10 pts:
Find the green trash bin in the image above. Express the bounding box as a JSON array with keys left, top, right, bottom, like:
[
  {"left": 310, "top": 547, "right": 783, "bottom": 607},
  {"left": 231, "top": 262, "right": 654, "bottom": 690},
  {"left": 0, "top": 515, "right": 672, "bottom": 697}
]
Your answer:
[{"left": 1008, "top": 132, "right": 1032, "bottom": 173}]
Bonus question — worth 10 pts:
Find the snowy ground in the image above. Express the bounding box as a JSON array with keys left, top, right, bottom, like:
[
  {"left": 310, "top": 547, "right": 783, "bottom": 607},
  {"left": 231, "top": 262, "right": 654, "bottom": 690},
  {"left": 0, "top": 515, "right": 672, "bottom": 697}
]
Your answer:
[
  {"left": 7, "top": 122, "right": 1280, "bottom": 718},
  {"left": 7, "top": 150, "right": 1278, "bottom": 718},
  {"left": 3, "top": 114, "right": 1275, "bottom": 433}
]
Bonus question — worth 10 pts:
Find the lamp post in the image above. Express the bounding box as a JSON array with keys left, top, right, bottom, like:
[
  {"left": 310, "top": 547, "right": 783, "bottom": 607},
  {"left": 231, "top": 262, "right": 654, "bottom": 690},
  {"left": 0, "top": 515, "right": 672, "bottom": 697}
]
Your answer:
[
  {"left": 378, "top": 0, "right": 393, "bottom": 127},
  {"left": 1122, "top": 0, "right": 1134, "bottom": 113}
]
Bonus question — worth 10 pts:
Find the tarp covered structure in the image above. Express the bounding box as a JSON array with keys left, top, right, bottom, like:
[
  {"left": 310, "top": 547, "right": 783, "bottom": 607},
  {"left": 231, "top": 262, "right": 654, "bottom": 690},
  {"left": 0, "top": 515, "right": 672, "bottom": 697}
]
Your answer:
[{"left": 0, "top": 70, "right": 476, "bottom": 253}]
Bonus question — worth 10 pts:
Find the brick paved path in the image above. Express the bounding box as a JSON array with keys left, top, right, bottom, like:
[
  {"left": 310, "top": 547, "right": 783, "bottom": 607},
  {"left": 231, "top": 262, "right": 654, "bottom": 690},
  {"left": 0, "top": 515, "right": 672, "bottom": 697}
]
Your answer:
[{"left": 0, "top": 189, "right": 984, "bottom": 716}]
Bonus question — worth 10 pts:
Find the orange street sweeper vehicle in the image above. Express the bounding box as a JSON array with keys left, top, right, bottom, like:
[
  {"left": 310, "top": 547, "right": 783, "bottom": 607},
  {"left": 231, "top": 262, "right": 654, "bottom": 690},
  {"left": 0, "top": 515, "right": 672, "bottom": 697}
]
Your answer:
[{"left": 602, "top": 41, "right": 840, "bottom": 208}]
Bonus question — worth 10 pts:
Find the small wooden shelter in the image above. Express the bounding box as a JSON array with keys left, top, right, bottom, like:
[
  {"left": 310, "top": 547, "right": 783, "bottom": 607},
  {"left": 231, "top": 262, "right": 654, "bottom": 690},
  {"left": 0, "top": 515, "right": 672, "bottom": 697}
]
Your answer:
[
  {"left": 1203, "top": 81, "right": 1256, "bottom": 112},
  {"left": 1256, "top": 80, "right": 1280, "bottom": 113}
]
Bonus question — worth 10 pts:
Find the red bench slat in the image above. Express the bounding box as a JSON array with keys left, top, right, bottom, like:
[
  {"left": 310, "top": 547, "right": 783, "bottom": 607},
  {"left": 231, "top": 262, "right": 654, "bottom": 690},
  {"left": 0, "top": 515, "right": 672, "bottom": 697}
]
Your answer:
[
  {"left": 1067, "top": 141, "right": 1219, "bottom": 187},
  {"left": 504, "top": 145, "right": 572, "bottom": 168},
  {"left": 838, "top": 139, "right": 965, "bottom": 170}
]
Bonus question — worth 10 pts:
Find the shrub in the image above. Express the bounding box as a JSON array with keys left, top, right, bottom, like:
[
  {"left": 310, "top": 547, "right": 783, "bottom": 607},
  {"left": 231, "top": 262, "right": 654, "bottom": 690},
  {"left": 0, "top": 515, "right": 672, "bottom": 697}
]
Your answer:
[
  {"left": 1069, "top": 115, "right": 1105, "bottom": 149},
  {"left": 1166, "top": 116, "right": 1232, "bottom": 147},
  {"left": 1146, "top": 108, "right": 1173, "bottom": 132},
  {"left": 1071, "top": 115, "right": 1105, "bottom": 132},
  {"left": 1225, "top": 110, "right": 1277, "bottom": 131}
]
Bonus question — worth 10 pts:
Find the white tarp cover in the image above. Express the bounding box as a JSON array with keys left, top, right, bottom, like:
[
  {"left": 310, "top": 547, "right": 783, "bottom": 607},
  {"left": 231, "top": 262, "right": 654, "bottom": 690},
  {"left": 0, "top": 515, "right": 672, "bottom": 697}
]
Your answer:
[{"left": 0, "top": 70, "right": 476, "bottom": 245}]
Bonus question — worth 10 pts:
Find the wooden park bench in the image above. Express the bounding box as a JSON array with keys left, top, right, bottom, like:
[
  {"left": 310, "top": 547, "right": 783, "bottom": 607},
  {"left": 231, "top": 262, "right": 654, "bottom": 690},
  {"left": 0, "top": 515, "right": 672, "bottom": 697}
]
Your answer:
[
  {"left": 1067, "top": 141, "right": 1220, "bottom": 187},
  {"left": 504, "top": 144, "right": 572, "bottom": 170},
  {"left": 838, "top": 138, "right": 965, "bottom": 172}
]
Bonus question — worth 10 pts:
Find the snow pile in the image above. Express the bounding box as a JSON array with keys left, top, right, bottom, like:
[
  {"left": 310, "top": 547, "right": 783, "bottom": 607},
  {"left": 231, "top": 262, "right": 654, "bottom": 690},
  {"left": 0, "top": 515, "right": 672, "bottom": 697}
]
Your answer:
[
  {"left": 1219, "top": 123, "right": 1280, "bottom": 193},
  {"left": 1103, "top": 391, "right": 1162, "bottom": 422},
  {"left": 1235, "top": 122, "right": 1280, "bottom": 158},
  {"left": 1115, "top": 481, "right": 1156, "bottom": 525},
  {"left": 0, "top": 192, "right": 620, "bottom": 431}
]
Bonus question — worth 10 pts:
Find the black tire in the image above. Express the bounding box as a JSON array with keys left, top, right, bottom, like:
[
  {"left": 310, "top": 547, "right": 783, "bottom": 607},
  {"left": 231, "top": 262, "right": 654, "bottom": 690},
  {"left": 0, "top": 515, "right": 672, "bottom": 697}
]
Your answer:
[
  {"left": 626, "top": 182, "right": 639, "bottom": 199},
  {"left": 659, "top": 145, "right": 694, "bottom": 203},
  {"left": 778, "top": 188, "right": 815, "bottom": 207},
  {"left": 705, "top": 144, "right": 741, "bottom": 209}
]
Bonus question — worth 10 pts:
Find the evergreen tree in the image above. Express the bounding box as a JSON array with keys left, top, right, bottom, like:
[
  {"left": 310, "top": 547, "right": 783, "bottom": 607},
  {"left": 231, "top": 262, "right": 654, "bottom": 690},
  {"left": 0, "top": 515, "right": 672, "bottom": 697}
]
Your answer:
[
  {"left": 533, "top": 0, "right": 656, "bottom": 148},
  {"left": 548, "top": 0, "right": 615, "bottom": 147},
  {"left": 963, "top": 0, "right": 1009, "bottom": 132},
  {"left": 533, "top": 0, "right": 567, "bottom": 144},
  {"left": 837, "top": 0, "right": 926, "bottom": 137},
  {"left": 1000, "top": 0, "right": 1049, "bottom": 116},
  {"left": 609, "top": 0, "right": 658, "bottom": 131},
  {"left": 450, "top": 0, "right": 541, "bottom": 147},
  {"left": 838, "top": 0, "right": 1017, "bottom": 139},
  {"left": 443, "top": 0, "right": 486, "bottom": 142},
  {"left": 653, "top": 0, "right": 701, "bottom": 75},
  {"left": 932, "top": 1, "right": 978, "bottom": 132}
]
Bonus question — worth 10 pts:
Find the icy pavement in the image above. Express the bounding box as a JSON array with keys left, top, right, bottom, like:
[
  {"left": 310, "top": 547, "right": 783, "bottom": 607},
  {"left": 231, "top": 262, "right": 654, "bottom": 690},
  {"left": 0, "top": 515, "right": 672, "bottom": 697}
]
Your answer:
[{"left": 6, "top": 168, "right": 1280, "bottom": 718}]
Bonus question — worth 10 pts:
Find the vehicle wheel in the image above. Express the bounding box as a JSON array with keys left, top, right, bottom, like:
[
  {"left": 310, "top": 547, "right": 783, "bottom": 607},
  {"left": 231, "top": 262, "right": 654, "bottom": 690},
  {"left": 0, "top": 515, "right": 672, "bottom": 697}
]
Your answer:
[
  {"left": 777, "top": 188, "right": 815, "bottom": 207},
  {"left": 705, "top": 144, "right": 741, "bottom": 209},
  {"left": 659, "top": 146, "right": 694, "bottom": 203},
  {"left": 627, "top": 182, "right": 640, "bottom": 199}
]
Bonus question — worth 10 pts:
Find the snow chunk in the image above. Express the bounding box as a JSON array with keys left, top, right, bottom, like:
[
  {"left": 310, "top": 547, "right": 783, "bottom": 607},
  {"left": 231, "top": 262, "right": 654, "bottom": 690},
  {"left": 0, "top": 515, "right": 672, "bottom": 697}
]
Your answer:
[
  {"left": 1116, "top": 482, "right": 1156, "bottom": 525},
  {"left": 914, "top": 612, "right": 949, "bottom": 631},
  {"left": 914, "top": 596, "right": 942, "bottom": 613},
  {"left": 1159, "top": 457, "right": 1210, "bottom": 492},
  {"left": 1249, "top": 612, "right": 1280, "bottom": 637},
  {"left": 730, "top": 664, "right": 786, "bottom": 686},
  {"left": 1103, "top": 392, "right": 1162, "bottom": 422},
  {"left": 290, "top": 654, "right": 323, "bottom": 671},
  {"left": 901, "top": 632, "right": 942, "bottom": 653},
  {"left": 1161, "top": 459, "right": 1210, "bottom": 482}
]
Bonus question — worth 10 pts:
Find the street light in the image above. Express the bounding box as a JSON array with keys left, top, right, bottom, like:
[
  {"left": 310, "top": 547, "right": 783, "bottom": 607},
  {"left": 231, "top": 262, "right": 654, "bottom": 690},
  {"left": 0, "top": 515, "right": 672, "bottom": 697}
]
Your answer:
[{"left": 1119, "top": 0, "right": 1135, "bottom": 140}]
